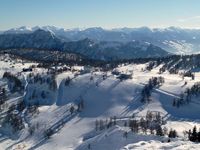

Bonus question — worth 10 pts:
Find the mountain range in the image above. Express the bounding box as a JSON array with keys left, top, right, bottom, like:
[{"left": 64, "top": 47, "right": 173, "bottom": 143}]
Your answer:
[
  {"left": 0, "top": 28, "right": 170, "bottom": 60},
  {"left": 1, "top": 26, "right": 200, "bottom": 54}
]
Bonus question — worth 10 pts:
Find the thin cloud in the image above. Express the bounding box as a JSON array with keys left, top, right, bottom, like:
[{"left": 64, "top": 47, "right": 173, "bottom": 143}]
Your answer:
[{"left": 178, "top": 16, "right": 200, "bottom": 22}]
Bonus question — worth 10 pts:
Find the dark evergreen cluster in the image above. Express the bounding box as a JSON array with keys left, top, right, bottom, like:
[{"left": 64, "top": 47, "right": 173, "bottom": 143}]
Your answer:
[
  {"left": 2, "top": 104, "right": 24, "bottom": 132},
  {"left": 141, "top": 77, "right": 165, "bottom": 103},
  {"left": 187, "top": 82, "right": 200, "bottom": 96},
  {"left": 188, "top": 126, "right": 200, "bottom": 142},
  {"left": 28, "top": 73, "right": 57, "bottom": 91},
  {"left": 26, "top": 73, "right": 57, "bottom": 106},
  {"left": 29, "top": 73, "right": 55, "bottom": 87},
  {"left": 3, "top": 72, "right": 23, "bottom": 92},
  {"left": 146, "top": 61, "right": 157, "bottom": 71},
  {"left": 168, "top": 129, "right": 178, "bottom": 138}
]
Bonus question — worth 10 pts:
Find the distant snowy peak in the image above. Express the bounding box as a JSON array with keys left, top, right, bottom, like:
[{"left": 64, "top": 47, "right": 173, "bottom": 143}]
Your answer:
[
  {"left": 3, "top": 26, "right": 56, "bottom": 34},
  {"left": 3, "top": 26, "right": 195, "bottom": 34},
  {"left": 0, "top": 29, "right": 64, "bottom": 51},
  {"left": 3, "top": 26, "right": 200, "bottom": 37},
  {"left": 4, "top": 26, "right": 35, "bottom": 34}
]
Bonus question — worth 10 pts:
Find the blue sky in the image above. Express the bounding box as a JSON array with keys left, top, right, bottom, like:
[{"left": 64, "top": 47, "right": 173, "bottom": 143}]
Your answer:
[{"left": 0, "top": 0, "right": 200, "bottom": 30}]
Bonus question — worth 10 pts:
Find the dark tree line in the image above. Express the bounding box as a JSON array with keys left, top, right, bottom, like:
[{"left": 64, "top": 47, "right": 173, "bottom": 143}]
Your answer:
[
  {"left": 4, "top": 48, "right": 200, "bottom": 75},
  {"left": 128, "top": 111, "right": 165, "bottom": 135},
  {"left": 93, "top": 111, "right": 178, "bottom": 140},
  {"left": 0, "top": 87, "right": 7, "bottom": 109},
  {"left": 95, "top": 116, "right": 117, "bottom": 131}
]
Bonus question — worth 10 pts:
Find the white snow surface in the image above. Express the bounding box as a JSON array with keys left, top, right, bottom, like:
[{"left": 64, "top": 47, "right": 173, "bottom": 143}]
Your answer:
[{"left": 0, "top": 57, "right": 200, "bottom": 150}]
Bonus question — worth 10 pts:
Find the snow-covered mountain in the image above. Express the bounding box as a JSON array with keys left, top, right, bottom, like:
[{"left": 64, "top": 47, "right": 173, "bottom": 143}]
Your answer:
[
  {"left": 0, "top": 29, "right": 63, "bottom": 50},
  {"left": 61, "top": 26, "right": 200, "bottom": 54},
  {"left": 2, "top": 26, "right": 200, "bottom": 54},
  {"left": 0, "top": 29, "right": 170, "bottom": 60}
]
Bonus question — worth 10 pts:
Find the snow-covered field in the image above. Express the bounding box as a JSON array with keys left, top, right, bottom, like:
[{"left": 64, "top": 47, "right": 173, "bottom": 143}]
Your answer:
[{"left": 0, "top": 55, "right": 200, "bottom": 150}]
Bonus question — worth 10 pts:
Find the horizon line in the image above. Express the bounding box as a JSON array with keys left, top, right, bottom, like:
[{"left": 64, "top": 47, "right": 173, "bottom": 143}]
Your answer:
[{"left": 1, "top": 25, "right": 200, "bottom": 32}]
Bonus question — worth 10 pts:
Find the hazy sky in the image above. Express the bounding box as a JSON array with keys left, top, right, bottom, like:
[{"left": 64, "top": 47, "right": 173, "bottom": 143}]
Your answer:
[{"left": 0, "top": 0, "right": 200, "bottom": 30}]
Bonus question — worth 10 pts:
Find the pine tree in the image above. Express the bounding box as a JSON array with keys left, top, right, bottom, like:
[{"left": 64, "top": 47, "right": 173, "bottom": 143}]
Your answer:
[
  {"left": 172, "top": 99, "right": 176, "bottom": 107},
  {"left": 188, "top": 129, "right": 192, "bottom": 140},
  {"left": 113, "top": 116, "right": 117, "bottom": 125},
  {"left": 190, "top": 126, "right": 197, "bottom": 142},
  {"left": 70, "top": 105, "right": 75, "bottom": 115},
  {"left": 123, "top": 131, "right": 128, "bottom": 139},
  {"left": 156, "top": 125, "right": 164, "bottom": 136},
  {"left": 172, "top": 130, "right": 177, "bottom": 138}
]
